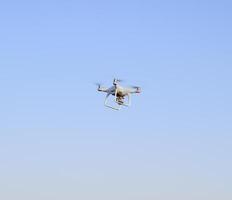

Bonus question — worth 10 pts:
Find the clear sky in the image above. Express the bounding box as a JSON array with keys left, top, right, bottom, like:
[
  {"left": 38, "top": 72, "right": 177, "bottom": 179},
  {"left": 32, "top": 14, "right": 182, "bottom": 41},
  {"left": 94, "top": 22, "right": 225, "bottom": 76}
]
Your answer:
[{"left": 0, "top": 0, "right": 232, "bottom": 199}]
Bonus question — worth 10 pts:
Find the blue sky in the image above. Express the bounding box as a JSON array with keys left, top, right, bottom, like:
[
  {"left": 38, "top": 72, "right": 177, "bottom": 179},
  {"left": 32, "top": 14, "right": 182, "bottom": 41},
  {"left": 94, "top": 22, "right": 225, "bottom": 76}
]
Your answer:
[{"left": 0, "top": 0, "right": 232, "bottom": 199}]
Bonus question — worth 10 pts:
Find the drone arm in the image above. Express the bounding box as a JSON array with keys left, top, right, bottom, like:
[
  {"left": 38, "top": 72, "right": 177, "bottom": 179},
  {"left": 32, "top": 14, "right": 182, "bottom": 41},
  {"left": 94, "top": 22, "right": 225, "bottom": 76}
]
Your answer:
[{"left": 98, "top": 87, "right": 108, "bottom": 92}]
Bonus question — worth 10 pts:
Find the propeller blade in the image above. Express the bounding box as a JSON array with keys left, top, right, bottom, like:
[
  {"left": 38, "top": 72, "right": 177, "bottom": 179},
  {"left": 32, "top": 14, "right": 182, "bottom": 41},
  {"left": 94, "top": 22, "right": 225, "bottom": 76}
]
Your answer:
[
  {"left": 113, "top": 78, "right": 124, "bottom": 85},
  {"left": 129, "top": 85, "right": 141, "bottom": 93},
  {"left": 94, "top": 82, "right": 102, "bottom": 90},
  {"left": 129, "top": 85, "right": 139, "bottom": 89},
  {"left": 94, "top": 82, "right": 101, "bottom": 87}
]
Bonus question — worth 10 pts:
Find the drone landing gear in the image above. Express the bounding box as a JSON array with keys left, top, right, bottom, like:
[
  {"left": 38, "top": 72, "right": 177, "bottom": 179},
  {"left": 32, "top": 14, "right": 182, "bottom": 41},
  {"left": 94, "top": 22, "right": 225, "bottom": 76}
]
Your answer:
[
  {"left": 119, "top": 94, "right": 131, "bottom": 107},
  {"left": 104, "top": 93, "right": 122, "bottom": 110},
  {"left": 104, "top": 93, "right": 131, "bottom": 110},
  {"left": 116, "top": 95, "right": 131, "bottom": 107}
]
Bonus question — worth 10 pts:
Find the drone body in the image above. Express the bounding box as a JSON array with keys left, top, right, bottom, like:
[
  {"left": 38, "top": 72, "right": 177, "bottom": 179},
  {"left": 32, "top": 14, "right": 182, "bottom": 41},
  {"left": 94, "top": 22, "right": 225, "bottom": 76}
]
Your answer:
[{"left": 96, "top": 79, "right": 141, "bottom": 110}]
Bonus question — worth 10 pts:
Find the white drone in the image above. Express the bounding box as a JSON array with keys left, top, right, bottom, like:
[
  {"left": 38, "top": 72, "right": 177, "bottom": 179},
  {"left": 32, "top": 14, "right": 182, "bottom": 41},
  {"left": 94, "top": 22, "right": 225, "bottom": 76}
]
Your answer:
[{"left": 96, "top": 78, "right": 141, "bottom": 110}]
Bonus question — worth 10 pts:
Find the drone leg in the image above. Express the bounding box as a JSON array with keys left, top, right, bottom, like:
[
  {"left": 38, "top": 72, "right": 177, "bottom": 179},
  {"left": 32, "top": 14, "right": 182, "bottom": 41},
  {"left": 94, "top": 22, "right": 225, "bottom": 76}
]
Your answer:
[
  {"left": 104, "top": 93, "right": 121, "bottom": 110},
  {"left": 104, "top": 93, "right": 110, "bottom": 106},
  {"left": 122, "top": 94, "right": 131, "bottom": 107},
  {"left": 114, "top": 88, "right": 118, "bottom": 103},
  {"left": 127, "top": 94, "right": 131, "bottom": 106}
]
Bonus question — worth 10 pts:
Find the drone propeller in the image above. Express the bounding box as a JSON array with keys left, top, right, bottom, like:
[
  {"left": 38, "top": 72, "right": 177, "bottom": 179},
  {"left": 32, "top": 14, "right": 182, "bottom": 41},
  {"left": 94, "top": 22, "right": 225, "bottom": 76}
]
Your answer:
[
  {"left": 129, "top": 85, "right": 141, "bottom": 93},
  {"left": 128, "top": 84, "right": 137, "bottom": 88},
  {"left": 94, "top": 82, "right": 102, "bottom": 90},
  {"left": 95, "top": 82, "right": 101, "bottom": 87},
  {"left": 116, "top": 79, "right": 124, "bottom": 82},
  {"left": 113, "top": 78, "right": 124, "bottom": 85}
]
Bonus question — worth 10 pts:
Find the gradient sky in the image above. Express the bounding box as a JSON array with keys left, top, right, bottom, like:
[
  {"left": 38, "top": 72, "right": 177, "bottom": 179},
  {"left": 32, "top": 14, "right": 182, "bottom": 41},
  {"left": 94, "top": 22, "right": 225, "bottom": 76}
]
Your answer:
[{"left": 0, "top": 0, "right": 232, "bottom": 199}]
